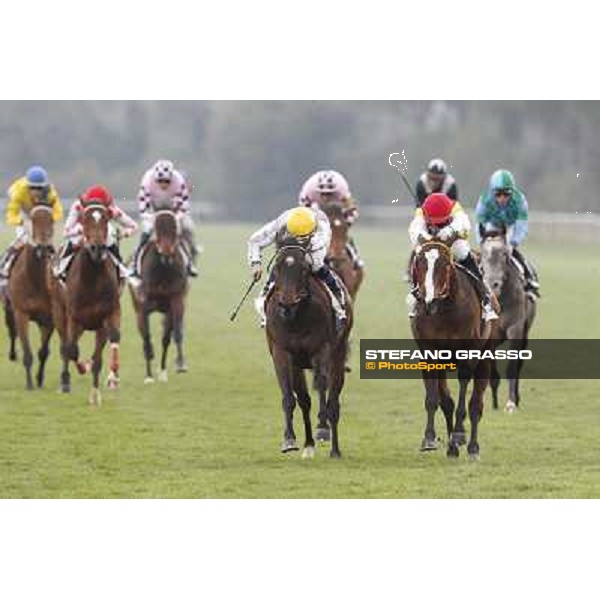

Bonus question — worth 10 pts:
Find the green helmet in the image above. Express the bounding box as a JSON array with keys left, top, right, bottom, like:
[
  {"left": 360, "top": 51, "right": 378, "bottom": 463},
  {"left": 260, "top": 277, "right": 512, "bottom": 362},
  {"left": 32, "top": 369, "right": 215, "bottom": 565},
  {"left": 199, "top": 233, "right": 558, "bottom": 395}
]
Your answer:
[{"left": 490, "top": 169, "right": 516, "bottom": 191}]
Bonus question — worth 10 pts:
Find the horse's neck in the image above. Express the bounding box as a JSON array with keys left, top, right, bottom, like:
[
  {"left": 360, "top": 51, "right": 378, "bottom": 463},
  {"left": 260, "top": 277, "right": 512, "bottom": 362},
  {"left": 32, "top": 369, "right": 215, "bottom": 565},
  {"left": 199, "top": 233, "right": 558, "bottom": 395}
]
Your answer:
[{"left": 72, "top": 250, "right": 115, "bottom": 285}]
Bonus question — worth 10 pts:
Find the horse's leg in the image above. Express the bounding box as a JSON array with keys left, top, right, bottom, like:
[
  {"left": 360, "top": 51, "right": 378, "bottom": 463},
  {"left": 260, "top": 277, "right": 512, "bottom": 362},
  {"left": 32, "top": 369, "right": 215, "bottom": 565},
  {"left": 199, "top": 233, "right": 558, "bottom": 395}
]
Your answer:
[
  {"left": 490, "top": 358, "right": 500, "bottom": 410},
  {"left": 292, "top": 366, "right": 315, "bottom": 458},
  {"left": 448, "top": 362, "right": 472, "bottom": 457},
  {"left": 172, "top": 297, "right": 187, "bottom": 373},
  {"left": 438, "top": 373, "right": 455, "bottom": 439},
  {"left": 159, "top": 311, "right": 173, "bottom": 382},
  {"left": 89, "top": 328, "right": 108, "bottom": 406},
  {"left": 314, "top": 361, "right": 330, "bottom": 443},
  {"left": 5, "top": 301, "right": 17, "bottom": 361},
  {"left": 467, "top": 359, "right": 489, "bottom": 459},
  {"left": 421, "top": 374, "right": 440, "bottom": 451},
  {"left": 136, "top": 304, "right": 154, "bottom": 382},
  {"left": 14, "top": 310, "right": 33, "bottom": 390},
  {"left": 105, "top": 309, "right": 121, "bottom": 390},
  {"left": 326, "top": 353, "right": 346, "bottom": 459},
  {"left": 505, "top": 330, "right": 523, "bottom": 412},
  {"left": 35, "top": 321, "right": 53, "bottom": 389},
  {"left": 273, "top": 346, "right": 298, "bottom": 453},
  {"left": 514, "top": 333, "right": 529, "bottom": 408}
]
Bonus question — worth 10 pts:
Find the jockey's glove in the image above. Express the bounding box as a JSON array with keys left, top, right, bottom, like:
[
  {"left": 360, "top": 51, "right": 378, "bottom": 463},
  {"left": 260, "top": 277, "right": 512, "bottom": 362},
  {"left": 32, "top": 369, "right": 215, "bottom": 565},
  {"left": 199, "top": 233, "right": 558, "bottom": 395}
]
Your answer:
[
  {"left": 251, "top": 261, "right": 263, "bottom": 282},
  {"left": 15, "top": 225, "right": 27, "bottom": 239},
  {"left": 438, "top": 225, "right": 455, "bottom": 241}
]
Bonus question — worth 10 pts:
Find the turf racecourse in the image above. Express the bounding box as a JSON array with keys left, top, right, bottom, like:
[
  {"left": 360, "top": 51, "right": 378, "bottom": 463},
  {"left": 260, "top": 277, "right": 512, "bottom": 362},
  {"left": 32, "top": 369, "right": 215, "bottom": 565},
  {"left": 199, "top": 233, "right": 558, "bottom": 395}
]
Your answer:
[{"left": 0, "top": 223, "right": 597, "bottom": 498}]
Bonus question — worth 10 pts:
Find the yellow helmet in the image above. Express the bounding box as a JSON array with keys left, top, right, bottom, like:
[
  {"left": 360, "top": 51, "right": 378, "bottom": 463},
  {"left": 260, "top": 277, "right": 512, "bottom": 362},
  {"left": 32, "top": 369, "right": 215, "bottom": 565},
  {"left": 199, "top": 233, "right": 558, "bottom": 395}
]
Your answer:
[{"left": 286, "top": 207, "right": 316, "bottom": 238}]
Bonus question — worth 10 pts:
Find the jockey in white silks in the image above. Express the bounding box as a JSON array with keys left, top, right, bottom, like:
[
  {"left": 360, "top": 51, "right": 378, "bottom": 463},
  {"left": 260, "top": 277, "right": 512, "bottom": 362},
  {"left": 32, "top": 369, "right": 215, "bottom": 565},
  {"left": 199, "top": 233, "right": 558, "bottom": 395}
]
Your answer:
[
  {"left": 248, "top": 206, "right": 347, "bottom": 329},
  {"left": 130, "top": 159, "right": 198, "bottom": 281}
]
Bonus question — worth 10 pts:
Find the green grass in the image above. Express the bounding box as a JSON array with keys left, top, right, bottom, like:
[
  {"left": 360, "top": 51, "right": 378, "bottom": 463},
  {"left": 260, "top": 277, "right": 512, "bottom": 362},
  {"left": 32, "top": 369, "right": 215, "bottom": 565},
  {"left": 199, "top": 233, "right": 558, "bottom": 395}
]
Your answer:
[{"left": 0, "top": 224, "right": 598, "bottom": 498}]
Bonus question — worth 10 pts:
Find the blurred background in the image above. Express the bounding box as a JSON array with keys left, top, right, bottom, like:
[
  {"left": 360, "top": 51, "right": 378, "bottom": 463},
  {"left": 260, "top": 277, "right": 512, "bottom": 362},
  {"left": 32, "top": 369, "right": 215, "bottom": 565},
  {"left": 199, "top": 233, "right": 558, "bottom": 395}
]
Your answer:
[{"left": 0, "top": 101, "right": 597, "bottom": 234}]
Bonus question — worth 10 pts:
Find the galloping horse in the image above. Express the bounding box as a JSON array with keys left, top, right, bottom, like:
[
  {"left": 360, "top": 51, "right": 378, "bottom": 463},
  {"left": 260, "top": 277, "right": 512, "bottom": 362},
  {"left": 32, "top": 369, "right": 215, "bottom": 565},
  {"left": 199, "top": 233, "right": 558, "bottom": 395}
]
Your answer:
[
  {"left": 321, "top": 201, "right": 364, "bottom": 299},
  {"left": 130, "top": 209, "right": 189, "bottom": 383},
  {"left": 411, "top": 238, "right": 499, "bottom": 459},
  {"left": 479, "top": 230, "right": 536, "bottom": 411},
  {"left": 49, "top": 203, "right": 122, "bottom": 405},
  {"left": 265, "top": 242, "right": 353, "bottom": 458},
  {"left": 6, "top": 203, "right": 55, "bottom": 389}
]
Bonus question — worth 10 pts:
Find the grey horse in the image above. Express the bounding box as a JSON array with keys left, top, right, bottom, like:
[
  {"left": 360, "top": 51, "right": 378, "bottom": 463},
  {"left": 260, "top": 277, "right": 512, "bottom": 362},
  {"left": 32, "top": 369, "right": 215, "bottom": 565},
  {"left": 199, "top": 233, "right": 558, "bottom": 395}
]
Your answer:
[{"left": 479, "top": 232, "right": 536, "bottom": 411}]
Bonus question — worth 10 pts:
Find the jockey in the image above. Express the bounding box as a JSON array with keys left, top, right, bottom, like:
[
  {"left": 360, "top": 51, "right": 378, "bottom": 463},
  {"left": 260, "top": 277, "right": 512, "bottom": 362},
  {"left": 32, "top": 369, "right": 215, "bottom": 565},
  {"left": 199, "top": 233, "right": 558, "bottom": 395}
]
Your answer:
[
  {"left": 475, "top": 169, "right": 539, "bottom": 296},
  {"left": 414, "top": 158, "right": 458, "bottom": 207},
  {"left": 248, "top": 205, "right": 347, "bottom": 329},
  {"left": 0, "top": 166, "right": 63, "bottom": 284},
  {"left": 408, "top": 192, "right": 498, "bottom": 321},
  {"left": 298, "top": 169, "right": 364, "bottom": 269},
  {"left": 130, "top": 159, "right": 198, "bottom": 281},
  {"left": 53, "top": 185, "right": 137, "bottom": 281}
]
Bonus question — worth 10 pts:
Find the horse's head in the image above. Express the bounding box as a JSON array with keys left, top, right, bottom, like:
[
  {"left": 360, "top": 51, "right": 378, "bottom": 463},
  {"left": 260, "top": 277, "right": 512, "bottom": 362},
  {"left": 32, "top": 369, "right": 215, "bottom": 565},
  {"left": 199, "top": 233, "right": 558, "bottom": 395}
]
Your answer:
[
  {"left": 82, "top": 203, "right": 110, "bottom": 263},
  {"left": 322, "top": 201, "right": 349, "bottom": 257},
  {"left": 413, "top": 240, "right": 454, "bottom": 310},
  {"left": 29, "top": 203, "right": 54, "bottom": 258},
  {"left": 272, "top": 243, "right": 312, "bottom": 321},
  {"left": 480, "top": 233, "right": 510, "bottom": 294},
  {"left": 154, "top": 210, "right": 179, "bottom": 265}
]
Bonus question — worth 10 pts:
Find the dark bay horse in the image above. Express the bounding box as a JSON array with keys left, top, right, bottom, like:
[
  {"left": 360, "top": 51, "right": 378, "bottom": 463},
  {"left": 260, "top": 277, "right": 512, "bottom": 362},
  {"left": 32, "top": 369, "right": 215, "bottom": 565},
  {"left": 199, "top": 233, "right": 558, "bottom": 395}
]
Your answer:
[
  {"left": 6, "top": 203, "right": 55, "bottom": 389},
  {"left": 411, "top": 239, "right": 499, "bottom": 459},
  {"left": 49, "top": 203, "right": 122, "bottom": 405},
  {"left": 130, "top": 209, "right": 189, "bottom": 383},
  {"left": 322, "top": 201, "right": 364, "bottom": 300},
  {"left": 265, "top": 242, "right": 353, "bottom": 458},
  {"left": 479, "top": 231, "right": 536, "bottom": 411}
]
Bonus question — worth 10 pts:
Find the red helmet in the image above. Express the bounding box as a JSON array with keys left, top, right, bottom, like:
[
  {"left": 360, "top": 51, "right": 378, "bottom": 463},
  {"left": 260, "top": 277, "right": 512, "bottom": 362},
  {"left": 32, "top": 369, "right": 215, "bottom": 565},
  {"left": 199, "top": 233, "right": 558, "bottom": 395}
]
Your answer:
[
  {"left": 80, "top": 185, "right": 113, "bottom": 207},
  {"left": 422, "top": 193, "right": 454, "bottom": 225}
]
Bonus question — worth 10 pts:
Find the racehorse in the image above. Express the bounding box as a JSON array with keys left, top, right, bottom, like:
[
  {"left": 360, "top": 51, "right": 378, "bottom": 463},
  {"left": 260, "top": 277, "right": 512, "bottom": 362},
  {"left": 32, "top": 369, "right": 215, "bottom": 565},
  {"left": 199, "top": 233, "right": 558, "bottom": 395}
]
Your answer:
[
  {"left": 6, "top": 203, "right": 55, "bottom": 389},
  {"left": 129, "top": 209, "right": 189, "bottom": 383},
  {"left": 321, "top": 201, "right": 364, "bottom": 299},
  {"left": 411, "top": 238, "right": 499, "bottom": 459},
  {"left": 49, "top": 203, "right": 122, "bottom": 405},
  {"left": 479, "top": 230, "right": 536, "bottom": 411},
  {"left": 265, "top": 241, "right": 353, "bottom": 459}
]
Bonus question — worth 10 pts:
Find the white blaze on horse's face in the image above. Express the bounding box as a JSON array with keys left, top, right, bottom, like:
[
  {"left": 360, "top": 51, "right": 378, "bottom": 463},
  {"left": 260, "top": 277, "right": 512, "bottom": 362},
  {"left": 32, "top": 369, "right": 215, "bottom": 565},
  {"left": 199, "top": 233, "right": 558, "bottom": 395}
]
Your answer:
[
  {"left": 333, "top": 218, "right": 342, "bottom": 228},
  {"left": 92, "top": 210, "right": 102, "bottom": 223},
  {"left": 424, "top": 248, "right": 439, "bottom": 305},
  {"left": 285, "top": 256, "right": 295, "bottom": 267}
]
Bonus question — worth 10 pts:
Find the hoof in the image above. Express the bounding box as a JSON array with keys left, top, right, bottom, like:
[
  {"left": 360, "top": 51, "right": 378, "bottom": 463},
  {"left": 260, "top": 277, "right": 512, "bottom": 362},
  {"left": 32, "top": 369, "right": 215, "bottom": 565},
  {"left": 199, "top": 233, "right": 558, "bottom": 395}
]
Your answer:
[
  {"left": 301, "top": 446, "right": 316, "bottom": 460},
  {"left": 505, "top": 401, "right": 517, "bottom": 413},
  {"left": 158, "top": 370, "right": 168, "bottom": 383},
  {"left": 60, "top": 384, "right": 71, "bottom": 394},
  {"left": 467, "top": 443, "right": 480, "bottom": 459},
  {"left": 25, "top": 383, "right": 34, "bottom": 391},
  {"left": 420, "top": 437, "right": 439, "bottom": 452},
  {"left": 468, "top": 451, "right": 481, "bottom": 462},
  {"left": 76, "top": 360, "right": 91, "bottom": 375},
  {"left": 315, "top": 427, "right": 331, "bottom": 443},
  {"left": 451, "top": 431, "right": 467, "bottom": 446},
  {"left": 446, "top": 444, "right": 460, "bottom": 459},
  {"left": 329, "top": 449, "right": 342, "bottom": 459},
  {"left": 106, "top": 372, "right": 120, "bottom": 390},
  {"left": 281, "top": 439, "right": 299, "bottom": 453},
  {"left": 8, "top": 351, "right": 17, "bottom": 362},
  {"left": 89, "top": 388, "right": 102, "bottom": 406},
  {"left": 144, "top": 376, "right": 155, "bottom": 385},
  {"left": 175, "top": 362, "right": 188, "bottom": 374}
]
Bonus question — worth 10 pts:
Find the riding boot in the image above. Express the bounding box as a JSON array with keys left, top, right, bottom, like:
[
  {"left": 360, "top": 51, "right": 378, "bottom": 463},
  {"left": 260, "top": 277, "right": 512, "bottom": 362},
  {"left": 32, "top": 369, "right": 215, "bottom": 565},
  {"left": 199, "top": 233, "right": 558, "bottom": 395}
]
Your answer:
[
  {"left": 406, "top": 284, "right": 419, "bottom": 318},
  {"left": 179, "top": 243, "right": 199, "bottom": 278},
  {"left": 346, "top": 237, "right": 365, "bottom": 269},
  {"left": 316, "top": 265, "right": 347, "bottom": 330},
  {"left": 458, "top": 253, "right": 499, "bottom": 321},
  {"left": 130, "top": 232, "right": 151, "bottom": 280},
  {"left": 0, "top": 246, "right": 18, "bottom": 279},
  {"left": 53, "top": 242, "right": 75, "bottom": 280},
  {"left": 511, "top": 246, "right": 540, "bottom": 297},
  {"left": 108, "top": 244, "right": 134, "bottom": 281}
]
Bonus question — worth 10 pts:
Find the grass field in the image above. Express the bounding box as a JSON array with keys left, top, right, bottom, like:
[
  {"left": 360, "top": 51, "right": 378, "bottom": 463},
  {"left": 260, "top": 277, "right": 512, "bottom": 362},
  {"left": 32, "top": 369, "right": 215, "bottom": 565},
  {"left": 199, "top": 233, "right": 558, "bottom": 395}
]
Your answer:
[{"left": 0, "top": 223, "right": 598, "bottom": 498}]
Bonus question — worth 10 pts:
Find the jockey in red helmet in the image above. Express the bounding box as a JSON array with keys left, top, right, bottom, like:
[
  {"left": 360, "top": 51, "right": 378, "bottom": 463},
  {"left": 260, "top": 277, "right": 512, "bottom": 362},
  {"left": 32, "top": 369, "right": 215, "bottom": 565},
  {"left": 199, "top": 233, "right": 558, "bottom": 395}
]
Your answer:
[
  {"left": 407, "top": 192, "right": 498, "bottom": 321},
  {"left": 53, "top": 185, "right": 138, "bottom": 281}
]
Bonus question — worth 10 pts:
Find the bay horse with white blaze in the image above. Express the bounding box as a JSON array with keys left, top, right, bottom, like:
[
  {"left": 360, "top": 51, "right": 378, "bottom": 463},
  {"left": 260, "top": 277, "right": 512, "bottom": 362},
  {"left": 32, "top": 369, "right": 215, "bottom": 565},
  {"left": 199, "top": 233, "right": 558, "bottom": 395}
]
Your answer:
[
  {"left": 265, "top": 241, "right": 353, "bottom": 458},
  {"left": 49, "top": 202, "right": 122, "bottom": 405},
  {"left": 411, "top": 237, "right": 499, "bottom": 459},
  {"left": 129, "top": 209, "right": 189, "bottom": 383},
  {"left": 6, "top": 203, "right": 55, "bottom": 389}
]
